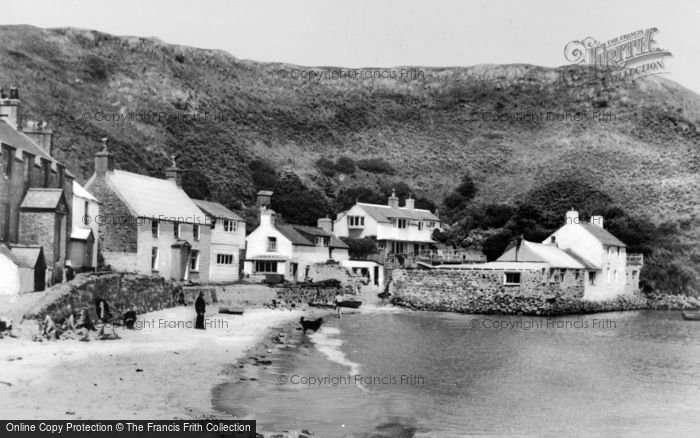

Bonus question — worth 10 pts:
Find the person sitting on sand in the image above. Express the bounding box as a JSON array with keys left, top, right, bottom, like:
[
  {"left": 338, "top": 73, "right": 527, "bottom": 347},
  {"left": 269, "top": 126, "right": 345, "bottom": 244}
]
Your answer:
[
  {"left": 123, "top": 306, "right": 137, "bottom": 329},
  {"left": 42, "top": 315, "right": 60, "bottom": 340}
]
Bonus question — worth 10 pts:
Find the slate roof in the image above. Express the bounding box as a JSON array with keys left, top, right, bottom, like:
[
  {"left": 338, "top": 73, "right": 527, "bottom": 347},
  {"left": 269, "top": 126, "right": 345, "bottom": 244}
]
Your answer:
[
  {"left": 438, "top": 261, "right": 549, "bottom": 271},
  {"left": 73, "top": 180, "right": 99, "bottom": 202},
  {"left": 276, "top": 224, "right": 349, "bottom": 249},
  {"left": 356, "top": 202, "right": 440, "bottom": 223},
  {"left": 497, "top": 240, "right": 586, "bottom": 269},
  {"left": 8, "top": 245, "right": 44, "bottom": 269},
  {"left": 20, "top": 188, "right": 65, "bottom": 210},
  {"left": 0, "top": 244, "right": 27, "bottom": 268},
  {"left": 578, "top": 223, "right": 627, "bottom": 247},
  {"left": 562, "top": 248, "right": 599, "bottom": 270},
  {"left": 0, "top": 120, "right": 52, "bottom": 161},
  {"left": 106, "top": 170, "right": 207, "bottom": 222},
  {"left": 192, "top": 199, "right": 244, "bottom": 221}
]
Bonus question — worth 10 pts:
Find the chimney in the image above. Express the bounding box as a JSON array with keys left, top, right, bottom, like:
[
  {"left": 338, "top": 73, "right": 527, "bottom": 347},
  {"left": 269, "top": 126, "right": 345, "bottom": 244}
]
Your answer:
[
  {"left": 548, "top": 235, "right": 558, "bottom": 247},
  {"left": 317, "top": 216, "right": 332, "bottom": 233},
  {"left": 257, "top": 190, "right": 273, "bottom": 208},
  {"left": 260, "top": 208, "right": 275, "bottom": 226},
  {"left": 22, "top": 120, "right": 54, "bottom": 156},
  {"left": 165, "top": 155, "right": 182, "bottom": 187},
  {"left": 590, "top": 215, "right": 604, "bottom": 228},
  {"left": 94, "top": 138, "right": 115, "bottom": 177},
  {"left": 0, "top": 86, "right": 21, "bottom": 130},
  {"left": 388, "top": 189, "right": 399, "bottom": 208},
  {"left": 405, "top": 195, "right": 415, "bottom": 210},
  {"left": 565, "top": 208, "right": 579, "bottom": 225}
]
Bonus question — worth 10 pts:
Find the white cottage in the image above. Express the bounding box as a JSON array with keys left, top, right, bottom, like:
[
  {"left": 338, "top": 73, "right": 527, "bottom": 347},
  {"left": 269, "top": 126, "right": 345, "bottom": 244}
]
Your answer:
[
  {"left": 244, "top": 208, "right": 349, "bottom": 282},
  {"left": 333, "top": 191, "right": 440, "bottom": 259},
  {"left": 192, "top": 199, "right": 246, "bottom": 282},
  {"left": 70, "top": 181, "right": 100, "bottom": 269}
]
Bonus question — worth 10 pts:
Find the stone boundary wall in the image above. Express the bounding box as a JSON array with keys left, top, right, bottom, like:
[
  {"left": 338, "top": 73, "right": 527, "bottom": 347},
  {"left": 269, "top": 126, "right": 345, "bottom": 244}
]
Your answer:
[
  {"left": 24, "top": 272, "right": 183, "bottom": 322},
  {"left": 391, "top": 268, "right": 646, "bottom": 315},
  {"left": 181, "top": 286, "right": 217, "bottom": 305},
  {"left": 276, "top": 285, "right": 356, "bottom": 306}
]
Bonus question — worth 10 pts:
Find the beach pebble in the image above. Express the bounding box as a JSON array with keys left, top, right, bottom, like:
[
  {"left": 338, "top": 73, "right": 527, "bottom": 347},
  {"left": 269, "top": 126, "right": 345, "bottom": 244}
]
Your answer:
[{"left": 135, "top": 368, "right": 143, "bottom": 372}]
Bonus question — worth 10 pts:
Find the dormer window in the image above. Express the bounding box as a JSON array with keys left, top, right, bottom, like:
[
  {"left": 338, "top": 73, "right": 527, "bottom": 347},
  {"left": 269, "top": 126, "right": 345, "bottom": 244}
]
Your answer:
[
  {"left": 268, "top": 237, "right": 277, "bottom": 251},
  {"left": 316, "top": 236, "right": 330, "bottom": 247},
  {"left": 348, "top": 216, "right": 365, "bottom": 227}
]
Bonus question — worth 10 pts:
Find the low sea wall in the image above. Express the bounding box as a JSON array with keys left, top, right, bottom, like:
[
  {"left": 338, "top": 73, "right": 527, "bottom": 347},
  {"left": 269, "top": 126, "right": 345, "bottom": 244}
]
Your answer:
[
  {"left": 391, "top": 269, "right": 648, "bottom": 315},
  {"left": 24, "top": 272, "right": 183, "bottom": 321}
]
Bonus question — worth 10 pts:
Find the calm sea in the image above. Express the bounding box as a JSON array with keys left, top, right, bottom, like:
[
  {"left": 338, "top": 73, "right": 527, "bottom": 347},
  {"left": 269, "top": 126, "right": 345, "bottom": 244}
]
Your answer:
[{"left": 215, "top": 310, "right": 700, "bottom": 437}]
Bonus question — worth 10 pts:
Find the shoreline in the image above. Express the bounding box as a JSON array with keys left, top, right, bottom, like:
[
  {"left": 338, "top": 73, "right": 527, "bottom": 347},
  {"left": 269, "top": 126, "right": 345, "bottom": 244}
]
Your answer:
[{"left": 0, "top": 305, "right": 302, "bottom": 420}]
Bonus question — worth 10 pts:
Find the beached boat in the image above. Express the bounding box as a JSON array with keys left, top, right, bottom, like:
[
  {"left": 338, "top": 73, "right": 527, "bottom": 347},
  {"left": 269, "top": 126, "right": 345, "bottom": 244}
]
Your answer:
[
  {"left": 308, "top": 302, "right": 335, "bottom": 309},
  {"left": 218, "top": 307, "right": 245, "bottom": 315},
  {"left": 338, "top": 300, "right": 362, "bottom": 309},
  {"left": 682, "top": 310, "right": 700, "bottom": 321}
]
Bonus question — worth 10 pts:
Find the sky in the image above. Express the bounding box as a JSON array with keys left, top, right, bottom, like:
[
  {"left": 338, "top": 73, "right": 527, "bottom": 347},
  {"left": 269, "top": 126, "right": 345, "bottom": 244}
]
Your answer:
[{"left": 5, "top": 0, "right": 700, "bottom": 93}]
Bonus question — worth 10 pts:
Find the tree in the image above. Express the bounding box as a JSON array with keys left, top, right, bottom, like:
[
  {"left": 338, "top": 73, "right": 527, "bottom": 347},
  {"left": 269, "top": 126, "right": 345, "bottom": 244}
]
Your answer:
[
  {"left": 334, "top": 156, "right": 357, "bottom": 174},
  {"left": 455, "top": 174, "right": 477, "bottom": 201}
]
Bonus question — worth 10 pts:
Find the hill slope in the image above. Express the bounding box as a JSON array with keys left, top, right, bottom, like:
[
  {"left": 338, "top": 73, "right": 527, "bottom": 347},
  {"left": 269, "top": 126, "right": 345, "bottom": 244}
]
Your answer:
[{"left": 1, "top": 25, "right": 698, "bottom": 221}]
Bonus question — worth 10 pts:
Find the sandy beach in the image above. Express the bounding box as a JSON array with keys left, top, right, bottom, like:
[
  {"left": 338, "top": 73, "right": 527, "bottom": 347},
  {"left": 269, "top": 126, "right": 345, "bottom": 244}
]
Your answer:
[{"left": 0, "top": 305, "right": 302, "bottom": 420}]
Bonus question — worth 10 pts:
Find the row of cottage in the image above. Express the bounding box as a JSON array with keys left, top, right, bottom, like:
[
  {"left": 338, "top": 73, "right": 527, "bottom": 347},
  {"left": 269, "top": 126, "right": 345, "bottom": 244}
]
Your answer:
[{"left": 0, "top": 88, "right": 643, "bottom": 300}]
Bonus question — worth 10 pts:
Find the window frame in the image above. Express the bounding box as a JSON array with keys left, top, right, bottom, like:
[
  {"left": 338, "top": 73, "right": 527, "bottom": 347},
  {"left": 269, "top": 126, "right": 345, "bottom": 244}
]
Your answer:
[
  {"left": 151, "top": 247, "right": 159, "bottom": 271},
  {"left": 254, "top": 260, "right": 278, "bottom": 273},
  {"left": 267, "top": 236, "right": 277, "bottom": 251},
  {"left": 504, "top": 272, "right": 521, "bottom": 286},
  {"left": 173, "top": 222, "right": 180, "bottom": 239},
  {"left": 193, "top": 224, "right": 200, "bottom": 241},
  {"left": 189, "top": 250, "right": 200, "bottom": 272},
  {"left": 152, "top": 219, "right": 159, "bottom": 238}
]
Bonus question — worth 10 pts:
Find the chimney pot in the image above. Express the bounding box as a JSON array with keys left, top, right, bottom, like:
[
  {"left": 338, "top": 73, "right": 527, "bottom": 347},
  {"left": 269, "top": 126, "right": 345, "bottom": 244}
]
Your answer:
[
  {"left": 94, "top": 138, "right": 115, "bottom": 176},
  {"left": 388, "top": 189, "right": 399, "bottom": 208},
  {"left": 317, "top": 216, "right": 333, "bottom": 233},
  {"left": 565, "top": 209, "right": 579, "bottom": 225},
  {"left": 405, "top": 195, "right": 415, "bottom": 210},
  {"left": 590, "top": 215, "right": 604, "bottom": 228}
]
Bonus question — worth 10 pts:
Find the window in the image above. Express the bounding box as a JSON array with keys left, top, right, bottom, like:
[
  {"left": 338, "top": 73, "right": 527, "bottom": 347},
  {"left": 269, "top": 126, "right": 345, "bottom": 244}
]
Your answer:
[
  {"left": 193, "top": 225, "right": 200, "bottom": 241},
  {"left": 316, "top": 236, "right": 330, "bottom": 247},
  {"left": 173, "top": 222, "right": 180, "bottom": 239},
  {"left": 0, "top": 203, "right": 9, "bottom": 241},
  {"left": 255, "top": 260, "right": 278, "bottom": 273},
  {"left": 394, "top": 218, "right": 407, "bottom": 229},
  {"left": 217, "top": 254, "right": 234, "bottom": 265},
  {"left": 58, "top": 165, "right": 65, "bottom": 188},
  {"left": 151, "top": 247, "right": 159, "bottom": 271},
  {"left": 427, "top": 221, "right": 435, "bottom": 228},
  {"left": 23, "top": 153, "right": 32, "bottom": 185},
  {"left": 348, "top": 216, "right": 365, "bottom": 227},
  {"left": 268, "top": 237, "right": 277, "bottom": 251},
  {"left": 189, "top": 250, "right": 200, "bottom": 271},
  {"left": 504, "top": 272, "right": 521, "bottom": 285},
  {"left": 42, "top": 160, "right": 50, "bottom": 188},
  {"left": 152, "top": 220, "right": 159, "bottom": 238},
  {"left": 223, "top": 219, "right": 237, "bottom": 232},
  {"left": 84, "top": 200, "right": 89, "bottom": 217},
  {"left": 616, "top": 247, "right": 621, "bottom": 258},
  {"left": 2, "top": 146, "right": 14, "bottom": 178},
  {"left": 589, "top": 271, "right": 597, "bottom": 286},
  {"left": 418, "top": 221, "right": 424, "bottom": 231},
  {"left": 391, "top": 241, "right": 407, "bottom": 254}
]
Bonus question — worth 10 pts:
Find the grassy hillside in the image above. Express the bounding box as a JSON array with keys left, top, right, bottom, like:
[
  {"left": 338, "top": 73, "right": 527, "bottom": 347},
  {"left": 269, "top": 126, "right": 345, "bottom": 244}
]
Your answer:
[{"left": 1, "top": 25, "right": 698, "bottom": 293}]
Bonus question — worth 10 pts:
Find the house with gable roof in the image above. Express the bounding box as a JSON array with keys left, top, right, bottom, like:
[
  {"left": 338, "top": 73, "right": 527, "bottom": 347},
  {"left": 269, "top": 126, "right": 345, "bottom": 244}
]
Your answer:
[
  {"left": 0, "top": 86, "right": 74, "bottom": 288},
  {"left": 439, "top": 209, "right": 643, "bottom": 301},
  {"left": 244, "top": 206, "right": 349, "bottom": 282},
  {"left": 192, "top": 199, "right": 246, "bottom": 281},
  {"left": 85, "top": 143, "right": 213, "bottom": 280},
  {"left": 333, "top": 190, "right": 441, "bottom": 260}
]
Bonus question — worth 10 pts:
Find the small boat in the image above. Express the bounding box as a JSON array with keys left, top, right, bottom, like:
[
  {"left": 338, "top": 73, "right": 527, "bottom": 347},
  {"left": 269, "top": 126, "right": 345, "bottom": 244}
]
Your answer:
[
  {"left": 338, "top": 300, "right": 362, "bottom": 309},
  {"left": 308, "top": 302, "right": 335, "bottom": 309},
  {"left": 218, "top": 307, "right": 245, "bottom": 315},
  {"left": 682, "top": 310, "right": 700, "bottom": 321}
]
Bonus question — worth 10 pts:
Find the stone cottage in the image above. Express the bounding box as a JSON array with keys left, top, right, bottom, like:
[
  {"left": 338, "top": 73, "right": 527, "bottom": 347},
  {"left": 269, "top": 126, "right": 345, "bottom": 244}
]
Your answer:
[
  {"left": 84, "top": 143, "right": 214, "bottom": 281},
  {"left": 0, "top": 86, "right": 74, "bottom": 290}
]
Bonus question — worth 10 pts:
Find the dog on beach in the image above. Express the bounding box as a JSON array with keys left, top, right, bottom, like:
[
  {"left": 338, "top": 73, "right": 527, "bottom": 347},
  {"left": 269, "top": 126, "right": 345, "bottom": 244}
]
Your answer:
[{"left": 300, "top": 316, "right": 323, "bottom": 333}]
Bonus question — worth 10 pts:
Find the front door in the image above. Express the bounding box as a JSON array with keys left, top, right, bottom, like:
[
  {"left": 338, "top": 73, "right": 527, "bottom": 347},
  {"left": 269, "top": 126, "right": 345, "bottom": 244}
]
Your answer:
[
  {"left": 170, "top": 244, "right": 191, "bottom": 280},
  {"left": 291, "top": 263, "right": 298, "bottom": 281},
  {"left": 374, "top": 266, "right": 379, "bottom": 286}
]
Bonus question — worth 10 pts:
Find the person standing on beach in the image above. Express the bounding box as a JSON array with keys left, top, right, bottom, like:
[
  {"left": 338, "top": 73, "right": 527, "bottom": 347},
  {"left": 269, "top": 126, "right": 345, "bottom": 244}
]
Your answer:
[
  {"left": 195, "top": 292, "right": 206, "bottom": 329},
  {"left": 334, "top": 293, "right": 343, "bottom": 319}
]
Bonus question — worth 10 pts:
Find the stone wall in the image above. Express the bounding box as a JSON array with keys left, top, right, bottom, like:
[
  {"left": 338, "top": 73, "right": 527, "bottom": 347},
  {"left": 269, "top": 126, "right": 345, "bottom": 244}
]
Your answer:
[
  {"left": 24, "top": 272, "right": 183, "bottom": 322},
  {"left": 276, "top": 284, "right": 356, "bottom": 306},
  {"left": 389, "top": 268, "right": 647, "bottom": 315},
  {"left": 85, "top": 175, "right": 138, "bottom": 253},
  {"left": 181, "top": 285, "right": 217, "bottom": 305},
  {"left": 307, "top": 263, "right": 360, "bottom": 286}
]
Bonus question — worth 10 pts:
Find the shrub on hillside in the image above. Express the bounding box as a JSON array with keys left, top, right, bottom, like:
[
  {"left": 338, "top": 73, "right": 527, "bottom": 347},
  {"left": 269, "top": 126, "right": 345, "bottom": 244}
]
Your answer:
[
  {"left": 315, "top": 158, "right": 337, "bottom": 177},
  {"left": 335, "top": 156, "right": 357, "bottom": 174},
  {"left": 356, "top": 158, "right": 396, "bottom": 175}
]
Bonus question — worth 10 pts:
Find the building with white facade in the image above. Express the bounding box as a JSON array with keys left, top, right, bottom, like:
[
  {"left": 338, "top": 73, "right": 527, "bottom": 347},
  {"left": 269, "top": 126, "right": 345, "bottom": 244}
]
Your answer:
[{"left": 193, "top": 199, "right": 246, "bottom": 282}]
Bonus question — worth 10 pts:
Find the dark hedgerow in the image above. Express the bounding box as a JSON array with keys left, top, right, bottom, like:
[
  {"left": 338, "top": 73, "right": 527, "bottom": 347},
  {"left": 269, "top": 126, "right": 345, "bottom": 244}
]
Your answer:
[{"left": 356, "top": 157, "right": 396, "bottom": 175}]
